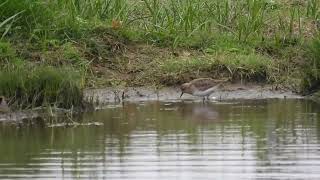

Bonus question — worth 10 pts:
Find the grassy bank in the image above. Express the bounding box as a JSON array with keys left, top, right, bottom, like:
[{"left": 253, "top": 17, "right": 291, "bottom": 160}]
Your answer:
[
  {"left": 0, "top": 65, "right": 83, "bottom": 109},
  {"left": 0, "top": 0, "right": 320, "bottom": 108}
]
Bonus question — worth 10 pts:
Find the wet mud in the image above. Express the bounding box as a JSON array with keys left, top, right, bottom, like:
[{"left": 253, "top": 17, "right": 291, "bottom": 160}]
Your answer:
[
  {"left": 0, "top": 84, "right": 303, "bottom": 123},
  {"left": 84, "top": 84, "right": 302, "bottom": 104}
]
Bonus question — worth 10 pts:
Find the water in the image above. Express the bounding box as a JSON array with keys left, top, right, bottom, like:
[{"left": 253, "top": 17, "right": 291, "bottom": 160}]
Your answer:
[{"left": 0, "top": 99, "right": 320, "bottom": 180}]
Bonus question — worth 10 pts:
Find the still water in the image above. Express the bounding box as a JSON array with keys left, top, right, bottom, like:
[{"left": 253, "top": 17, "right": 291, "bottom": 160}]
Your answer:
[{"left": 0, "top": 99, "right": 320, "bottom": 179}]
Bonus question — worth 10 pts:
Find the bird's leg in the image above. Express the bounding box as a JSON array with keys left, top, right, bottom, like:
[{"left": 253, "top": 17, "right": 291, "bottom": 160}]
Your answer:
[
  {"left": 202, "top": 97, "right": 205, "bottom": 103},
  {"left": 206, "top": 95, "right": 210, "bottom": 100}
]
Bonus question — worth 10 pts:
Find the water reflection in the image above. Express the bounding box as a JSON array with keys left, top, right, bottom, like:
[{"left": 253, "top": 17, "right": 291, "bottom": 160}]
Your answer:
[{"left": 0, "top": 99, "right": 319, "bottom": 179}]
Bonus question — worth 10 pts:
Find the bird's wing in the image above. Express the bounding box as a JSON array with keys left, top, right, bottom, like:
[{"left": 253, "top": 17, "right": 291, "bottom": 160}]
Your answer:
[{"left": 190, "top": 78, "right": 218, "bottom": 91}]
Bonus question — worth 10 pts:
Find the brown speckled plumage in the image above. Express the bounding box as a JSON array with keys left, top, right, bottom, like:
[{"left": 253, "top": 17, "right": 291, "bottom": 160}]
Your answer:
[{"left": 180, "top": 78, "right": 227, "bottom": 100}]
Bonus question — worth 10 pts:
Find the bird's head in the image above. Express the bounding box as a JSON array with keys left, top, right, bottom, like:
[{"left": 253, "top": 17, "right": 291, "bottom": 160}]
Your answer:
[{"left": 180, "top": 83, "right": 192, "bottom": 98}]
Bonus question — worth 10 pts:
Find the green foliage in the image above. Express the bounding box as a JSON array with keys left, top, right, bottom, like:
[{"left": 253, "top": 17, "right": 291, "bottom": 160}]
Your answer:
[
  {"left": 0, "top": 0, "right": 131, "bottom": 40},
  {"left": 0, "top": 0, "right": 318, "bottom": 47},
  {"left": 0, "top": 0, "right": 320, "bottom": 94},
  {"left": 0, "top": 65, "right": 83, "bottom": 109},
  {"left": 307, "top": 0, "right": 320, "bottom": 19},
  {"left": 0, "top": 41, "right": 15, "bottom": 60},
  {"left": 234, "top": 0, "right": 267, "bottom": 42},
  {"left": 0, "top": 4, "right": 22, "bottom": 39},
  {"left": 0, "top": 0, "right": 61, "bottom": 38},
  {"left": 302, "top": 35, "right": 320, "bottom": 92},
  {"left": 204, "top": 34, "right": 253, "bottom": 54},
  {"left": 62, "top": 42, "right": 83, "bottom": 63},
  {"left": 0, "top": 40, "right": 86, "bottom": 109},
  {"left": 159, "top": 52, "right": 272, "bottom": 83}
]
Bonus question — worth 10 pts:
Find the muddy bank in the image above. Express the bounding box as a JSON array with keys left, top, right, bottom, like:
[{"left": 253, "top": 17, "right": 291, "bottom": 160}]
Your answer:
[
  {"left": 308, "top": 90, "right": 320, "bottom": 103},
  {"left": 0, "top": 84, "right": 303, "bottom": 123},
  {"left": 84, "top": 83, "right": 302, "bottom": 104}
]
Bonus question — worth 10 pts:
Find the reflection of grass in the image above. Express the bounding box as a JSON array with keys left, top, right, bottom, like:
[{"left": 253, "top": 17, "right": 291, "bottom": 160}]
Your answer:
[
  {"left": 0, "top": 100, "right": 316, "bottom": 166},
  {"left": 88, "top": 100, "right": 318, "bottom": 157}
]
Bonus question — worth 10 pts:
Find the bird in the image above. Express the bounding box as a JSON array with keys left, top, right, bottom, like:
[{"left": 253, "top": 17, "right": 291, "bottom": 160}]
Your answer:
[
  {"left": 180, "top": 78, "right": 226, "bottom": 101},
  {"left": 0, "top": 96, "right": 10, "bottom": 113}
]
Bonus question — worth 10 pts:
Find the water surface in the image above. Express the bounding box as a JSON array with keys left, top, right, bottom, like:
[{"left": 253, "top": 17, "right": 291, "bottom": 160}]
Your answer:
[{"left": 0, "top": 99, "right": 320, "bottom": 179}]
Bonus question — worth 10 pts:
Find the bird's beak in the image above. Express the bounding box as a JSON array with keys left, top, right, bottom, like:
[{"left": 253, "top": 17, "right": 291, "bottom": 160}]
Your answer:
[{"left": 180, "top": 92, "right": 184, "bottom": 98}]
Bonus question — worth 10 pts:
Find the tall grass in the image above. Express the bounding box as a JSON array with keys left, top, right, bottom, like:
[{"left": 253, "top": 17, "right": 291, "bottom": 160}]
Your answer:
[
  {"left": 0, "top": 1, "right": 22, "bottom": 39},
  {"left": 0, "top": 41, "right": 84, "bottom": 109},
  {"left": 0, "top": 0, "right": 130, "bottom": 40},
  {"left": 0, "top": 65, "right": 84, "bottom": 109},
  {"left": 302, "top": 35, "right": 320, "bottom": 93},
  {"left": 307, "top": 0, "right": 320, "bottom": 19},
  {"left": 234, "top": 0, "right": 267, "bottom": 42},
  {"left": 1, "top": 0, "right": 318, "bottom": 46},
  {"left": 137, "top": 0, "right": 313, "bottom": 47}
]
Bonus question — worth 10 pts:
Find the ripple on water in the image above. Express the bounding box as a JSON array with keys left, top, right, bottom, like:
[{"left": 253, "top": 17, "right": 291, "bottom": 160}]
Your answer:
[{"left": 0, "top": 99, "right": 319, "bottom": 180}]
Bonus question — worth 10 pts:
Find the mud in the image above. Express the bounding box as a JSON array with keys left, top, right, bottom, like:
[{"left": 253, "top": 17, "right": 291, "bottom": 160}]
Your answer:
[
  {"left": 84, "top": 83, "right": 302, "bottom": 104},
  {"left": 0, "top": 84, "right": 303, "bottom": 123}
]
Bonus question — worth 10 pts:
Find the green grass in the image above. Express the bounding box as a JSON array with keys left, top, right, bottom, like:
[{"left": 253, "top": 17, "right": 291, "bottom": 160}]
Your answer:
[
  {"left": 0, "top": 41, "right": 85, "bottom": 109},
  {"left": 302, "top": 35, "right": 320, "bottom": 93},
  {"left": 1, "top": 0, "right": 319, "bottom": 45},
  {"left": 0, "top": 0, "right": 320, "bottom": 103},
  {"left": 0, "top": 65, "right": 84, "bottom": 109},
  {"left": 157, "top": 52, "right": 273, "bottom": 84},
  {"left": 0, "top": 41, "right": 15, "bottom": 60}
]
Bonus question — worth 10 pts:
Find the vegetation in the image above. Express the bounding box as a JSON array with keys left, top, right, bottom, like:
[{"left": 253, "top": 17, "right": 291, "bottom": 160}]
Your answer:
[
  {"left": 0, "top": 65, "right": 83, "bottom": 109},
  {"left": 0, "top": 0, "right": 320, "bottom": 109},
  {"left": 0, "top": 40, "right": 85, "bottom": 110},
  {"left": 304, "top": 36, "right": 320, "bottom": 94}
]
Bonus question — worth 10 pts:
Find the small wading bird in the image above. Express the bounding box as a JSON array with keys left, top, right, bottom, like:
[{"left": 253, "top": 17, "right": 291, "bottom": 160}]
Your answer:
[
  {"left": 180, "top": 78, "right": 226, "bottom": 101},
  {"left": 0, "top": 96, "right": 10, "bottom": 113}
]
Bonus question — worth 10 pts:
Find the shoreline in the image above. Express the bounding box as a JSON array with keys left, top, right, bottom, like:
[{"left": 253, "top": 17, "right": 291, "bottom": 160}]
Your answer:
[
  {"left": 84, "top": 84, "right": 303, "bottom": 104},
  {"left": 0, "top": 83, "right": 304, "bottom": 123},
  {"left": 1, "top": 0, "right": 320, "bottom": 123}
]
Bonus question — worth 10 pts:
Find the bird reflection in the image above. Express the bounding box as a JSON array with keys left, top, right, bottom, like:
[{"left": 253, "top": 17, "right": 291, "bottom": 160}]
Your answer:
[{"left": 180, "top": 102, "right": 221, "bottom": 124}]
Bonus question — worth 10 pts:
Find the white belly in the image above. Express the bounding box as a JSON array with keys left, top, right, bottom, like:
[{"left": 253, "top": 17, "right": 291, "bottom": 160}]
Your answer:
[{"left": 193, "top": 86, "right": 218, "bottom": 97}]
